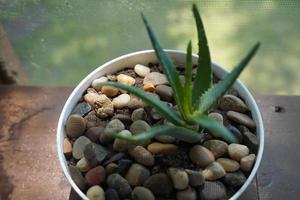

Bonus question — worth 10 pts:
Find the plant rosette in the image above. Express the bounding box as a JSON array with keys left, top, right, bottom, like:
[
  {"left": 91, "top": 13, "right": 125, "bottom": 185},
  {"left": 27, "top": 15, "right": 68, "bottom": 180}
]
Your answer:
[{"left": 57, "top": 4, "right": 264, "bottom": 200}]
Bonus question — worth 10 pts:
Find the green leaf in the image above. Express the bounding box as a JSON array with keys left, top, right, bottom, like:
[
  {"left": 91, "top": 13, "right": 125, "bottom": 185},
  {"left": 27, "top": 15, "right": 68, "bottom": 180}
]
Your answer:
[
  {"left": 183, "top": 41, "right": 193, "bottom": 114},
  {"left": 105, "top": 82, "right": 185, "bottom": 126},
  {"left": 193, "top": 114, "right": 238, "bottom": 143},
  {"left": 198, "top": 42, "right": 260, "bottom": 113},
  {"left": 112, "top": 125, "right": 204, "bottom": 143},
  {"left": 141, "top": 13, "right": 186, "bottom": 119},
  {"left": 192, "top": 4, "right": 212, "bottom": 107}
]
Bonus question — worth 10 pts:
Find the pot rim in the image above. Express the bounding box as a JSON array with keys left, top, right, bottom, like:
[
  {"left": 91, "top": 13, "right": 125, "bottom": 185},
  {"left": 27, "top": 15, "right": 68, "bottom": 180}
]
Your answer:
[{"left": 57, "top": 49, "right": 264, "bottom": 200}]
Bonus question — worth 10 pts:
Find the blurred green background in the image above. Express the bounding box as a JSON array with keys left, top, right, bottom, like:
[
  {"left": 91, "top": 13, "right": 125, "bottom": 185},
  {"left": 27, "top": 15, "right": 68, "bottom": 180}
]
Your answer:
[{"left": 1, "top": 0, "right": 299, "bottom": 94}]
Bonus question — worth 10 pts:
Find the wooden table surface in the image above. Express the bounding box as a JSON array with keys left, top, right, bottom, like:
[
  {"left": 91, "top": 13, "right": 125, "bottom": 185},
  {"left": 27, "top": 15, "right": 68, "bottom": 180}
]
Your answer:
[{"left": 0, "top": 86, "right": 300, "bottom": 200}]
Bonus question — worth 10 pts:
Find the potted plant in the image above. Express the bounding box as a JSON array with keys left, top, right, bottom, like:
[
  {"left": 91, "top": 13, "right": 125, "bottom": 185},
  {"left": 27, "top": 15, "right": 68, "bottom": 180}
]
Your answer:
[{"left": 57, "top": 4, "right": 264, "bottom": 200}]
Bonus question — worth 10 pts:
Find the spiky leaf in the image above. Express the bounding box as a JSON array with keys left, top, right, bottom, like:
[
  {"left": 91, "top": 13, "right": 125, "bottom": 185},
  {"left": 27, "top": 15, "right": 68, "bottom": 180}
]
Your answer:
[
  {"left": 112, "top": 125, "right": 203, "bottom": 143},
  {"left": 105, "top": 82, "right": 185, "bottom": 126},
  {"left": 198, "top": 42, "right": 260, "bottom": 113},
  {"left": 192, "top": 4, "right": 212, "bottom": 106},
  {"left": 183, "top": 41, "right": 193, "bottom": 114}
]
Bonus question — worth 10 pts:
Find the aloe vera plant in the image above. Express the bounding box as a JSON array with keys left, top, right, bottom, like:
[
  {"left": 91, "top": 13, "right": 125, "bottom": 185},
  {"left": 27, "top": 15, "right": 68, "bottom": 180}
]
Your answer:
[{"left": 105, "top": 4, "right": 260, "bottom": 144}]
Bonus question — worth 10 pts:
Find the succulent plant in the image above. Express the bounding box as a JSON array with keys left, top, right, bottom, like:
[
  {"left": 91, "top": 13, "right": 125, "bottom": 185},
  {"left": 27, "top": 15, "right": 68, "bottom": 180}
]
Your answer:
[{"left": 105, "top": 4, "right": 260, "bottom": 144}]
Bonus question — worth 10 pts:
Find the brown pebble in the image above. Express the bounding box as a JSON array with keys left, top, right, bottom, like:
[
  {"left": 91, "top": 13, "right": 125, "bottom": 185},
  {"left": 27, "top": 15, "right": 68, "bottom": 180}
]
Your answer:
[
  {"left": 85, "top": 166, "right": 106, "bottom": 186},
  {"left": 63, "top": 138, "right": 72, "bottom": 157},
  {"left": 217, "top": 158, "right": 240, "bottom": 172},
  {"left": 129, "top": 146, "right": 155, "bottom": 166},
  {"left": 66, "top": 114, "right": 86, "bottom": 138},
  {"left": 143, "top": 83, "right": 155, "bottom": 92},
  {"left": 147, "top": 142, "right": 178, "bottom": 155},
  {"left": 101, "top": 85, "right": 119, "bottom": 97},
  {"left": 189, "top": 145, "right": 215, "bottom": 168}
]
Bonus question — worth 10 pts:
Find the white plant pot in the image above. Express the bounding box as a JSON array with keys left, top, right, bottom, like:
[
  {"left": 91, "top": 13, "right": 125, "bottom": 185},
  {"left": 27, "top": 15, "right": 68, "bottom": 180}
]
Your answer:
[{"left": 57, "top": 50, "right": 264, "bottom": 200}]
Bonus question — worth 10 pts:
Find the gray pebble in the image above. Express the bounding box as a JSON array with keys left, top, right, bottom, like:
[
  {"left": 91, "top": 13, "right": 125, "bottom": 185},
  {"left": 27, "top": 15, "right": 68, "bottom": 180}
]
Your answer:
[
  {"left": 69, "top": 165, "right": 86, "bottom": 190},
  {"left": 72, "top": 136, "right": 91, "bottom": 159},
  {"left": 71, "top": 102, "right": 92, "bottom": 117},
  {"left": 198, "top": 181, "right": 227, "bottom": 200},
  {"left": 227, "top": 111, "right": 256, "bottom": 129},
  {"left": 224, "top": 171, "right": 247, "bottom": 188},
  {"left": 112, "top": 114, "right": 132, "bottom": 126},
  {"left": 131, "top": 108, "right": 147, "bottom": 121},
  {"left": 85, "top": 126, "right": 103, "bottom": 142},
  {"left": 125, "top": 163, "right": 150, "bottom": 186},
  {"left": 143, "top": 173, "right": 173, "bottom": 197},
  {"left": 243, "top": 131, "right": 258, "bottom": 153},
  {"left": 185, "top": 169, "right": 204, "bottom": 187},
  {"left": 219, "top": 94, "right": 248, "bottom": 112},
  {"left": 155, "top": 85, "right": 173, "bottom": 102},
  {"left": 105, "top": 188, "right": 119, "bottom": 200},
  {"left": 176, "top": 187, "right": 197, "bottom": 200},
  {"left": 117, "top": 159, "right": 132, "bottom": 175},
  {"left": 132, "top": 186, "right": 155, "bottom": 200},
  {"left": 167, "top": 168, "right": 189, "bottom": 190},
  {"left": 84, "top": 143, "right": 109, "bottom": 167},
  {"left": 107, "top": 173, "right": 132, "bottom": 198}
]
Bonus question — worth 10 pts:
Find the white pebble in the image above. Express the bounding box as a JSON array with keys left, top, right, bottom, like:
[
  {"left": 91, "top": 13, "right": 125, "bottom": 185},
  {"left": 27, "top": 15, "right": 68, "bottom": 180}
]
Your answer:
[
  {"left": 117, "top": 74, "right": 136, "bottom": 85},
  {"left": 113, "top": 94, "right": 131, "bottom": 109},
  {"left": 91, "top": 77, "right": 108, "bottom": 91},
  {"left": 134, "top": 64, "right": 150, "bottom": 77}
]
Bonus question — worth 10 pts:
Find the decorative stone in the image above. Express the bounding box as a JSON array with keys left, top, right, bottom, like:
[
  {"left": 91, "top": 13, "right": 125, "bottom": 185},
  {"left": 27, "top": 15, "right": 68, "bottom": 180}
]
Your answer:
[
  {"left": 147, "top": 142, "right": 178, "bottom": 155},
  {"left": 130, "top": 120, "right": 151, "bottom": 134},
  {"left": 72, "top": 102, "right": 92, "bottom": 117},
  {"left": 87, "top": 185, "right": 105, "bottom": 200},
  {"left": 112, "top": 94, "right": 130, "bottom": 109},
  {"left": 107, "top": 174, "right": 132, "bottom": 198},
  {"left": 189, "top": 145, "right": 215, "bottom": 168},
  {"left": 143, "top": 173, "right": 173, "bottom": 197},
  {"left": 84, "top": 143, "right": 109, "bottom": 167},
  {"left": 127, "top": 94, "right": 147, "bottom": 109},
  {"left": 76, "top": 157, "right": 91, "bottom": 172},
  {"left": 185, "top": 169, "right": 205, "bottom": 187},
  {"left": 113, "top": 130, "right": 132, "bottom": 152},
  {"left": 203, "top": 162, "right": 226, "bottom": 181},
  {"left": 150, "top": 108, "right": 162, "bottom": 120},
  {"left": 66, "top": 114, "right": 86, "bottom": 138},
  {"left": 72, "top": 136, "right": 92, "bottom": 159},
  {"left": 63, "top": 138, "right": 72, "bottom": 157},
  {"left": 69, "top": 165, "right": 86, "bottom": 190},
  {"left": 84, "top": 92, "right": 103, "bottom": 107},
  {"left": 224, "top": 171, "right": 247, "bottom": 188},
  {"left": 227, "top": 124, "right": 243, "bottom": 143},
  {"left": 167, "top": 168, "right": 189, "bottom": 190},
  {"left": 228, "top": 143, "right": 250, "bottom": 161},
  {"left": 125, "top": 163, "right": 150, "bottom": 186},
  {"left": 143, "top": 72, "right": 168, "bottom": 86},
  {"left": 102, "top": 119, "right": 125, "bottom": 143},
  {"left": 91, "top": 76, "right": 108, "bottom": 91},
  {"left": 155, "top": 135, "right": 176, "bottom": 143},
  {"left": 131, "top": 108, "right": 147, "bottom": 121},
  {"left": 132, "top": 186, "right": 155, "bottom": 200},
  {"left": 176, "top": 187, "right": 197, "bottom": 200},
  {"left": 198, "top": 181, "right": 227, "bottom": 200},
  {"left": 155, "top": 85, "right": 173, "bottom": 102},
  {"left": 103, "top": 152, "right": 125, "bottom": 166},
  {"left": 117, "top": 74, "right": 136, "bottom": 86},
  {"left": 208, "top": 112, "right": 223, "bottom": 125},
  {"left": 129, "top": 146, "right": 154, "bottom": 166},
  {"left": 85, "top": 166, "right": 106, "bottom": 186},
  {"left": 134, "top": 64, "right": 151, "bottom": 77},
  {"left": 217, "top": 158, "right": 240, "bottom": 172},
  {"left": 105, "top": 163, "right": 119, "bottom": 175},
  {"left": 85, "top": 126, "right": 103, "bottom": 142},
  {"left": 107, "top": 74, "right": 117, "bottom": 81},
  {"left": 94, "top": 94, "right": 114, "bottom": 118},
  {"left": 240, "top": 154, "right": 256, "bottom": 172},
  {"left": 227, "top": 111, "right": 256, "bottom": 129},
  {"left": 243, "top": 131, "right": 259, "bottom": 153},
  {"left": 117, "top": 159, "right": 132, "bottom": 175},
  {"left": 203, "top": 140, "right": 228, "bottom": 158},
  {"left": 143, "top": 83, "right": 155, "bottom": 92},
  {"left": 219, "top": 94, "right": 248, "bottom": 113},
  {"left": 101, "top": 85, "right": 119, "bottom": 97},
  {"left": 84, "top": 111, "right": 105, "bottom": 128},
  {"left": 112, "top": 114, "right": 132, "bottom": 126},
  {"left": 105, "top": 188, "right": 119, "bottom": 200}
]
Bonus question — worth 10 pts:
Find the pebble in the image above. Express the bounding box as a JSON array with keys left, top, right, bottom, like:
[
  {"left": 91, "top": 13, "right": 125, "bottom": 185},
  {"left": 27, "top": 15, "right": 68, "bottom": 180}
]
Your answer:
[
  {"left": 216, "top": 158, "right": 240, "bottom": 172},
  {"left": 132, "top": 186, "right": 155, "bottom": 200},
  {"left": 143, "top": 83, "right": 155, "bottom": 92},
  {"left": 167, "top": 168, "right": 189, "bottom": 190},
  {"left": 185, "top": 169, "right": 205, "bottom": 186},
  {"left": 155, "top": 135, "right": 176, "bottom": 143},
  {"left": 105, "top": 163, "right": 119, "bottom": 175},
  {"left": 102, "top": 119, "right": 125, "bottom": 143},
  {"left": 240, "top": 154, "right": 256, "bottom": 172},
  {"left": 198, "top": 181, "right": 227, "bottom": 200},
  {"left": 127, "top": 94, "right": 147, "bottom": 109},
  {"left": 84, "top": 92, "right": 103, "bottom": 107},
  {"left": 143, "top": 173, "right": 173, "bottom": 197},
  {"left": 84, "top": 111, "right": 104, "bottom": 128},
  {"left": 76, "top": 157, "right": 91, "bottom": 172},
  {"left": 85, "top": 126, "right": 103, "bottom": 142},
  {"left": 69, "top": 165, "right": 86, "bottom": 190},
  {"left": 147, "top": 142, "right": 178, "bottom": 155},
  {"left": 134, "top": 64, "right": 151, "bottom": 77},
  {"left": 227, "top": 111, "right": 256, "bottom": 129},
  {"left": 125, "top": 163, "right": 150, "bottom": 186},
  {"left": 63, "top": 138, "right": 72, "bottom": 157},
  {"left": 131, "top": 108, "right": 147, "bottom": 121},
  {"left": 91, "top": 77, "right": 108, "bottom": 91},
  {"left": 129, "top": 146, "right": 154, "bottom": 166},
  {"left": 105, "top": 188, "right": 119, "bottom": 200},
  {"left": 66, "top": 114, "right": 86, "bottom": 138},
  {"left": 101, "top": 85, "right": 119, "bottom": 97},
  {"left": 107, "top": 74, "right": 117, "bottom": 81},
  {"left": 103, "top": 152, "right": 125, "bottom": 165},
  {"left": 72, "top": 102, "right": 92, "bottom": 117},
  {"left": 87, "top": 185, "right": 105, "bottom": 200},
  {"left": 130, "top": 120, "right": 151, "bottom": 135},
  {"left": 203, "top": 140, "right": 228, "bottom": 158},
  {"left": 107, "top": 173, "right": 132, "bottom": 198},
  {"left": 176, "top": 187, "right": 197, "bottom": 200},
  {"left": 208, "top": 112, "right": 223, "bottom": 125},
  {"left": 112, "top": 114, "right": 132, "bottom": 126},
  {"left": 155, "top": 85, "right": 173, "bottom": 101},
  {"left": 224, "top": 171, "right": 247, "bottom": 188},
  {"left": 94, "top": 94, "right": 114, "bottom": 118},
  {"left": 143, "top": 72, "right": 168, "bottom": 86},
  {"left": 228, "top": 143, "right": 250, "bottom": 161},
  {"left": 84, "top": 143, "right": 110, "bottom": 167},
  {"left": 85, "top": 166, "right": 106, "bottom": 186},
  {"left": 219, "top": 94, "right": 248, "bottom": 113},
  {"left": 113, "top": 130, "right": 132, "bottom": 152},
  {"left": 117, "top": 159, "right": 132, "bottom": 175},
  {"left": 189, "top": 145, "right": 215, "bottom": 168},
  {"left": 117, "top": 74, "right": 136, "bottom": 86},
  {"left": 112, "top": 94, "right": 130, "bottom": 109},
  {"left": 72, "top": 136, "right": 91, "bottom": 159},
  {"left": 227, "top": 124, "right": 243, "bottom": 143},
  {"left": 242, "top": 131, "right": 258, "bottom": 153},
  {"left": 203, "top": 162, "right": 226, "bottom": 180},
  {"left": 150, "top": 108, "right": 161, "bottom": 120}
]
